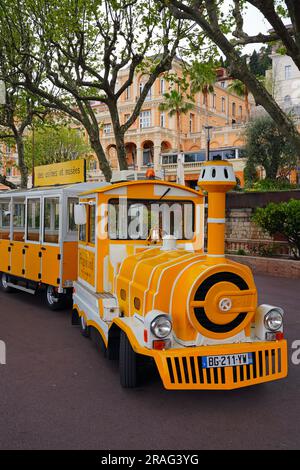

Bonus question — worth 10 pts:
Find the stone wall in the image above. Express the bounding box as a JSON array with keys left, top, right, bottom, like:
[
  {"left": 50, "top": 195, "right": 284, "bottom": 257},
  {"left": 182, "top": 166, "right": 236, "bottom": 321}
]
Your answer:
[
  {"left": 228, "top": 254, "right": 300, "bottom": 279},
  {"left": 225, "top": 208, "right": 290, "bottom": 257}
]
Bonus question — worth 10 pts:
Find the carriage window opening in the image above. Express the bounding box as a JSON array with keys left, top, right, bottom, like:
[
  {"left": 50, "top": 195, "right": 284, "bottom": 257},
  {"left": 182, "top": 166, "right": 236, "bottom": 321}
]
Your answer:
[
  {"left": 68, "top": 198, "right": 78, "bottom": 233},
  {"left": 0, "top": 200, "right": 11, "bottom": 240},
  {"left": 44, "top": 197, "right": 60, "bottom": 244},
  {"left": 108, "top": 198, "right": 194, "bottom": 241},
  {"left": 212, "top": 168, "right": 216, "bottom": 178},
  {"left": 13, "top": 201, "right": 25, "bottom": 241},
  {"left": 27, "top": 198, "right": 41, "bottom": 242},
  {"left": 88, "top": 204, "right": 96, "bottom": 245},
  {"left": 224, "top": 168, "right": 228, "bottom": 179}
]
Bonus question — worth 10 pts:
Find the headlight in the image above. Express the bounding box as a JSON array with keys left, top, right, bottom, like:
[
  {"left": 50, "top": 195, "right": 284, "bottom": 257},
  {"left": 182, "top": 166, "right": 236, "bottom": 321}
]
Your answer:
[
  {"left": 150, "top": 315, "right": 172, "bottom": 338},
  {"left": 264, "top": 309, "right": 283, "bottom": 331}
]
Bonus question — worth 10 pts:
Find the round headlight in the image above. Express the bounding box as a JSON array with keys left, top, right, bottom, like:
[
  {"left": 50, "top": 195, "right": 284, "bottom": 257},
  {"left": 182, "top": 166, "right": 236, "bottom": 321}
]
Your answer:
[
  {"left": 150, "top": 315, "right": 172, "bottom": 338},
  {"left": 264, "top": 309, "right": 283, "bottom": 331}
]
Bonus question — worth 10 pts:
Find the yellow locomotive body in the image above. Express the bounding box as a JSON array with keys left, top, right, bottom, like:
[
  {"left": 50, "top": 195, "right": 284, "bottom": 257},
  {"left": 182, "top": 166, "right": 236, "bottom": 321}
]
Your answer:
[{"left": 72, "top": 161, "right": 287, "bottom": 390}]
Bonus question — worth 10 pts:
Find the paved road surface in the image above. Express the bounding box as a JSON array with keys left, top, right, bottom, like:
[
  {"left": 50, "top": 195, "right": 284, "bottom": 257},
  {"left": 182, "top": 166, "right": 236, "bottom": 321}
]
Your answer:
[{"left": 0, "top": 274, "right": 299, "bottom": 450}]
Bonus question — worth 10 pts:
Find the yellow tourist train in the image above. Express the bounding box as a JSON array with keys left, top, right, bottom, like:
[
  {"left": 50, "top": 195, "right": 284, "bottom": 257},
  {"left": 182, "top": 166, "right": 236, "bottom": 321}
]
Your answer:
[{"left": 0, "top": 160, "right": 288, "bottom": 389}]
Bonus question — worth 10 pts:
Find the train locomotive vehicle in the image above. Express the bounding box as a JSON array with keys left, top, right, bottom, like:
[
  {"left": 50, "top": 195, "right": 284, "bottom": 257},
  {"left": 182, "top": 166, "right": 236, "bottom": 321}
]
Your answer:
[{"left": 70, "top": 160, "right": 288, "bottom": 390}]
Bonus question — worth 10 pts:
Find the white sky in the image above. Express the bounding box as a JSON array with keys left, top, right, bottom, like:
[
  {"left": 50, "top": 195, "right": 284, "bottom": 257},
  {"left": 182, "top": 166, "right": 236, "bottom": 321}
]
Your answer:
[{"left": 243, "top": 4, "right": 270, "bottom": 52}]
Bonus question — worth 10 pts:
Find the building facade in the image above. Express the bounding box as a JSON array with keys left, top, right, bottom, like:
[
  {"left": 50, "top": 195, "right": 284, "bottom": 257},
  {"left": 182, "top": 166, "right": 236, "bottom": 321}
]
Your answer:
[{"left": 87, "top": 61, "right": 250, "bottom": 187}]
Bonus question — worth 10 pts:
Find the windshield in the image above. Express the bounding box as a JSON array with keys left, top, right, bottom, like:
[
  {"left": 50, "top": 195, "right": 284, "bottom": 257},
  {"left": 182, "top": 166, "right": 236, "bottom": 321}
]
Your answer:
[{"left": 108, "top": 198, "right": 194, "bottom": 240}]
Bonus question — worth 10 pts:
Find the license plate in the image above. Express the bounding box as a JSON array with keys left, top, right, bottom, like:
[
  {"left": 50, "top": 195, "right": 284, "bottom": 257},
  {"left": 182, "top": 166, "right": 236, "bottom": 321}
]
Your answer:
[{"left": 202, "top": 353, "right": 253, "bottom": 369}]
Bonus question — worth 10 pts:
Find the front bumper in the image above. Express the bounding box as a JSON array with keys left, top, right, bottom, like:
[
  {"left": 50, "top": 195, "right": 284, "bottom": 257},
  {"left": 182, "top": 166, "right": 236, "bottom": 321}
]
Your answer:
[{"left": 153, "top": 340, "right": 288, "bottom": 390}]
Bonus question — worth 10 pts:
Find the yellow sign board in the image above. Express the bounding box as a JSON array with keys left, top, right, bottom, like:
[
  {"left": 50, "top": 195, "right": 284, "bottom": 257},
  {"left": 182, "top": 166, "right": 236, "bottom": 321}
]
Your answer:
[
  {"left": 35, "top": 159, "right": 86, "bottom": 187},
  {"left": 78, "top": 248, "right": 95, "bottom": 287}
]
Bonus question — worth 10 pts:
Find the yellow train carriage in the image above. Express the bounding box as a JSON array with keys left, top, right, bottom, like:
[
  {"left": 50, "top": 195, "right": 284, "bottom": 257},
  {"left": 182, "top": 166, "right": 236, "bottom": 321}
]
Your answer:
[
  {"left": 71, "top": 162, "right": 287, "bottom": 390},
  {"left": 0, "top": 182, "right": 103, "bottom": 309}
]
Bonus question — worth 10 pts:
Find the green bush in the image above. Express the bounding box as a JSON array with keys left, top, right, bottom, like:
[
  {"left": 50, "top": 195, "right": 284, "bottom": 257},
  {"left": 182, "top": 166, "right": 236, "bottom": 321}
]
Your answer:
[
  {"left": 249, "top": 178, "right": 298, "bottom": 192},
  {"left": 252, "top": 199, "right": 300, "bottom": 259},
  {"left": 236, "top": 248, "right": 247, "bottom": 255}
]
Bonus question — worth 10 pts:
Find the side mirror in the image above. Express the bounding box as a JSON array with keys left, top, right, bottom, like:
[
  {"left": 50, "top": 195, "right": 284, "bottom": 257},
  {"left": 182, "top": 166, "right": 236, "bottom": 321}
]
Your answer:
[{"left": 74, "top": 204, "right": 87, "bottom": 225}]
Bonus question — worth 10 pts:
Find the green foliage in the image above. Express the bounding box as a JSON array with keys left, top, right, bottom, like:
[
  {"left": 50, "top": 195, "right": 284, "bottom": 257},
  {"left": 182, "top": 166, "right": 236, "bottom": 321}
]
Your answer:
[
  {"left": 227, "top": 79, "right": 247, "bottom": 98},
  {"left": 244, "top": 116, "right": 298, "bottom": 181},
  {"left": 249, "top": 46, "right": 272, "bottom": 77},
  {"left": 249, "top": 179, "right": 298, "bottom": 192},
  {"left": 236, "top": 249, "right": 247, "bottom": 256},
  {"left": 253, "top": 199, "right": 300, "bottom": 259},
  {"left": 188, "top": 61, "right": 217, "bottom": 97},
  {"left": 24, "top": 125, "right": 91, "bottom": 169},
  {"left": 159, "top": 89, "right": 194, "bottom": 117}
]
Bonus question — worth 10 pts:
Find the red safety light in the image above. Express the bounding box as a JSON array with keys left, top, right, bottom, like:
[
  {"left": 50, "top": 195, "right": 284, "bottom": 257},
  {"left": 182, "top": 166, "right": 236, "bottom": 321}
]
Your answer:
[
  {"left": 276, "top": 332, "right": 284, "bottom": 341},
  {"left": 153, "top": 340, "right": 166, "bottom": 350},
  {"left": 144, "top": 329, "right": 148, "bottom": 343},
  {"left": 146, "top": 168, "right": 155, "bottom": 180}
]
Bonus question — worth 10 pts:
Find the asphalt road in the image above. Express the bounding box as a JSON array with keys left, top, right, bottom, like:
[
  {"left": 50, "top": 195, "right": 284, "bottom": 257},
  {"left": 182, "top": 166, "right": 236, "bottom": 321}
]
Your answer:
[{"left": 0, "top": 274, "right": 299, "bottom": 450}]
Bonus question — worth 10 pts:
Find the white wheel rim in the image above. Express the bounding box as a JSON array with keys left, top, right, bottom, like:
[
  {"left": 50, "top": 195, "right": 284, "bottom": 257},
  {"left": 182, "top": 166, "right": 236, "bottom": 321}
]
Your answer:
[
  {"left": 81, "top": 316, "right": 87, "bottom": 330},
  {"left": 2, "top": 273, "right": 8, "bottom": 289},
  {"left": 47, "top": 286, "right": 58, "bottom": 305}
]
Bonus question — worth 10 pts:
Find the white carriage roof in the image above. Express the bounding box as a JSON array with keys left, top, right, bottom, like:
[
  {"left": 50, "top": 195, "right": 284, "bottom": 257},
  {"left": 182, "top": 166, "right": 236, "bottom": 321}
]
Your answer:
[{"left": 0, "top": 181, "right": 111, "bottom": 198}]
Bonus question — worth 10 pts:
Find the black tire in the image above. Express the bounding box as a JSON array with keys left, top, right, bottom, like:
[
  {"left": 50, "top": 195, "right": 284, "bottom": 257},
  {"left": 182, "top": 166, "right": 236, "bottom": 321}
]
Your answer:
[
  {"left": 45, "top": 285, "right": 67, "bottom": 311},
  {"left": 80, "top": 315, "right": 90, "bottom": 338},
  {"left": 0, "top": 272, "right": 15, "bottom": 293},
  {"left": 119, "top": 331, "right": 138, "bottom": 388}
]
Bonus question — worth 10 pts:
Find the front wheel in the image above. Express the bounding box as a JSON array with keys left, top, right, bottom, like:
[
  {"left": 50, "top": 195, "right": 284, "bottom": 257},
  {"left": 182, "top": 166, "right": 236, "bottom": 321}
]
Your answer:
[
  {"left": 0, "top": 272, "right": 15, "bottom": 293},
  {"left": 45, "top": 285, "right": 67, "bottom": 311},
  {"left": 119, "top": 331, "right": 138, "bottom": 388}
]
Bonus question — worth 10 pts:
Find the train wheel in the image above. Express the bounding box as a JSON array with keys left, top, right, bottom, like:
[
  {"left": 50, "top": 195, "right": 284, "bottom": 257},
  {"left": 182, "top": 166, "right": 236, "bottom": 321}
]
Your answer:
[
  {"left": 0, "top": 273, "right": 15, "bottom": 293},
  {"left": 80, "top": 315, "right": 90, "bottom": 338},
  {"left": 119, "top": 331, "right": 138, "bottom": 388},
  {"left": 45, "top": 285, "right": 66, "bottom": 311}
]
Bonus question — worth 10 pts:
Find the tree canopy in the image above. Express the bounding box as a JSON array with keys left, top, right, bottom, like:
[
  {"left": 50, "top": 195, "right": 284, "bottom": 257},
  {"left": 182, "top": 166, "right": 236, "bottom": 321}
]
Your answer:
[
  {"left": 24, "top": 125, "right": 92, "bottom": 169},
  {"left": 0, "top": 0, "right": 189, "bottom": 181},
  {"left": 164, "top": 0, "right": 300, "bottom": 151},
  {"left": 244, "top": 115, "right": 298, "bottom": 181}
]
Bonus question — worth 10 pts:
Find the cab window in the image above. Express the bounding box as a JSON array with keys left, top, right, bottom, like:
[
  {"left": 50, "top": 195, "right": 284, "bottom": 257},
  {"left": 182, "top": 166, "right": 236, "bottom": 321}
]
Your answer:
[
  {"left": 88, "top": 204, "right": 96, "bottom": 244},
  {"left": 79, "top": 221, "right": 86, "bottom": 243},
  {"left": 108, "top": 198, "right": 194, "bottom": 240},
  {"left": 27, "top": 198, "right": 41, "bottom": 242},
  {"left": 68, "top": 197, "right": 78, "bottom": 234},
  {"left": 43, "top": 197, "right": 60, "bottom": 244}
]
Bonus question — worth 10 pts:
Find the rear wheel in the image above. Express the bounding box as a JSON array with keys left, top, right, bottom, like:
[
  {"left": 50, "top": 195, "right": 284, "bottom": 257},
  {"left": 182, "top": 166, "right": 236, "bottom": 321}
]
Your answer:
[
  {"left": 0, "top": 272, "right": 15, "bottom": 293},
  {"left": 119, "top": 331, "right": 138, "bottom": 388},
  {"left": 45, "top": 285, "right": 67, "bottom": 311},
  {"left": 80, "top": 315, "right": 90, "bottom": 338}
]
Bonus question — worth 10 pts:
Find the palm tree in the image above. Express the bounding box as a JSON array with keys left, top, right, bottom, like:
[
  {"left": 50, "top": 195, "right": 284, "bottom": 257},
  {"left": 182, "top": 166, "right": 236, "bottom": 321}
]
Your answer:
[
  {"left": 228, "top": 79, "right": 250, "bottom": 121},
  {"left": 189, "top": 61, "right": 217, "bottom": 121},
  {"left": 159, "top": 89, "right": 194, "bottom": 153}
]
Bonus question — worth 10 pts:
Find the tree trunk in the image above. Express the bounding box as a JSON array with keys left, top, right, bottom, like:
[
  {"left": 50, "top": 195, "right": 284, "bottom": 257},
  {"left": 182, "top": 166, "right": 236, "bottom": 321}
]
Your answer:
[
  {"left": 108, "top": 100, "right": 129, "bottom": 171},
  {"left": 245, "top": 89, "right": 250, "bottom": 121},
  {"left": 114, "top": 128, "right": 128, "bottom": 171},
  {"left": 89, "top": 134, "right": 112, "bottom": 182},
  {"left": 15, "top": 136, "right": 28, "bottom": 188},
  {"left": 176, "top": 111, "right": 181, "bottom": 151},
  {"left": 0, "top": 175, "right": 17, "bottom": 189}
]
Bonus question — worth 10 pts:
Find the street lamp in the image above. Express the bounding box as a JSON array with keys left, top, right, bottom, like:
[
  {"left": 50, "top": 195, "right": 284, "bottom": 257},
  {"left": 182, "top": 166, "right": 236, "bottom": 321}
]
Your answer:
[{"left": 204, "top": 125, "right": 213, "bottom": 161}]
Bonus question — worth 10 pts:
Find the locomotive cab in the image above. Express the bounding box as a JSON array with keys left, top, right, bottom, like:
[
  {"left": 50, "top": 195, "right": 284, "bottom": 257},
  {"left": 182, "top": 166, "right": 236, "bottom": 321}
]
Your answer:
[{"left": 72, "top": 165, "right": 287, "bottom": 390}]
